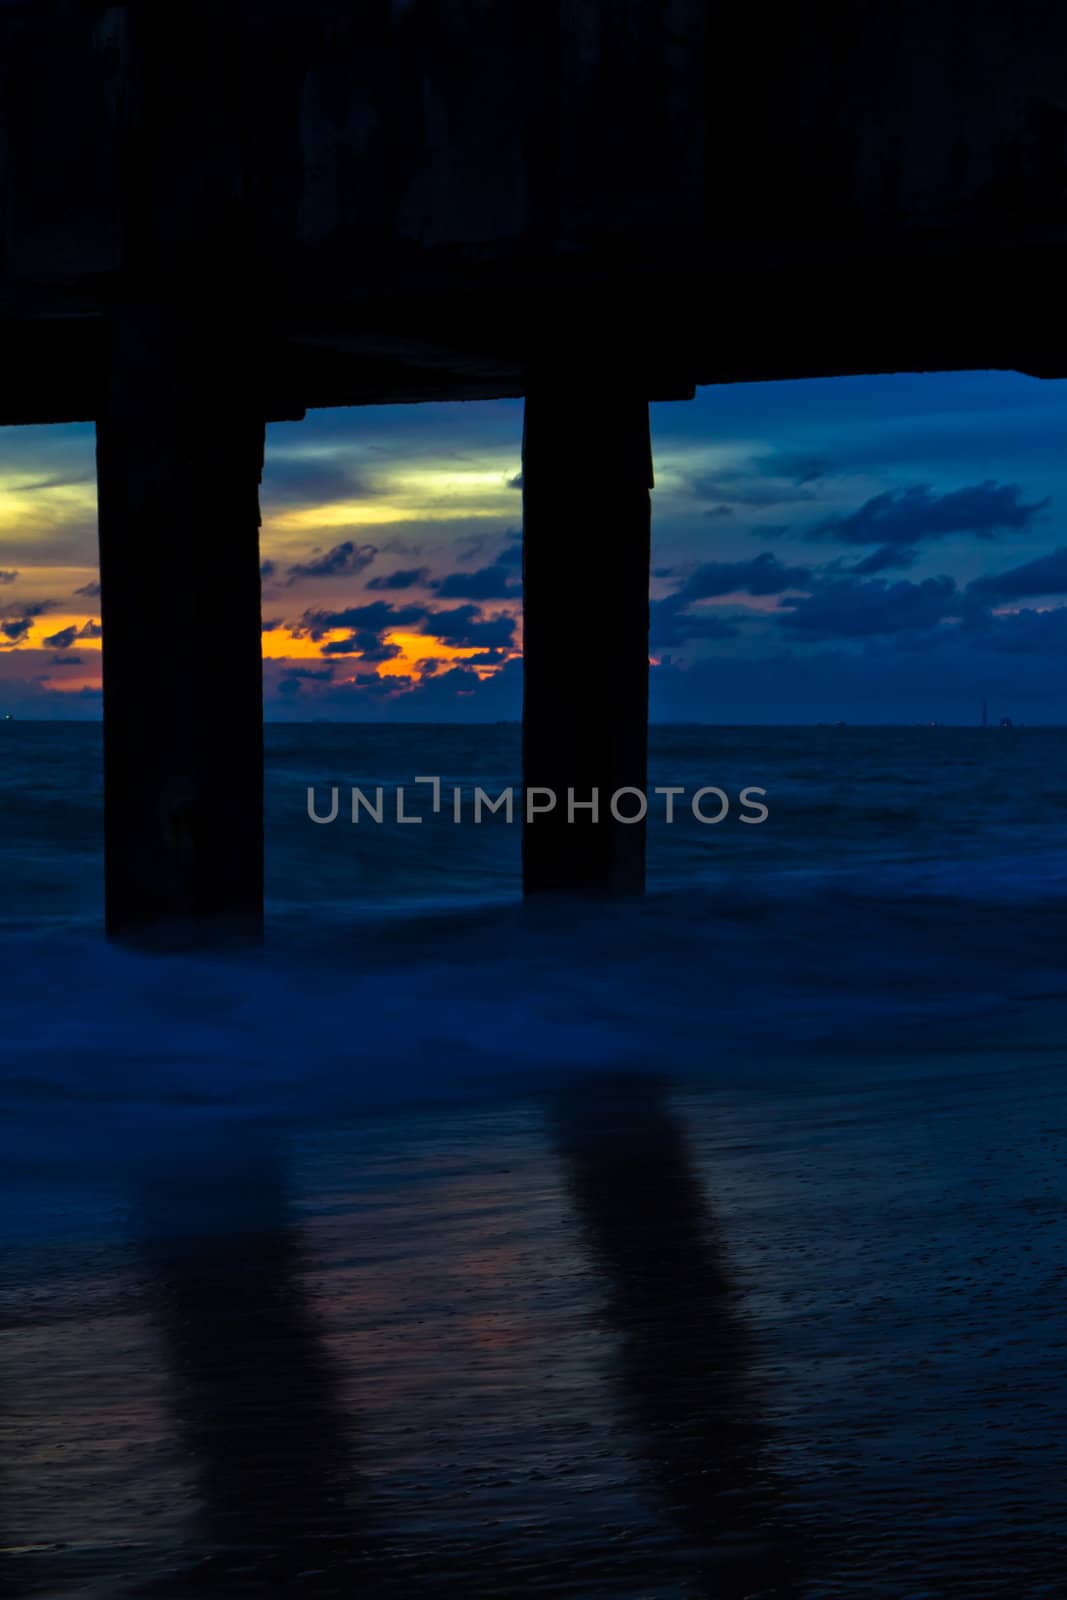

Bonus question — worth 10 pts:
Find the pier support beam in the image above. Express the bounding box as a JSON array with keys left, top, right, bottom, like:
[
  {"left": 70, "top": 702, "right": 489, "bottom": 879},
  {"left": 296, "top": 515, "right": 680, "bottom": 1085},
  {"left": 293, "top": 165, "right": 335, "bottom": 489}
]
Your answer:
[
  {"left": 522, "top": 388, "right": 653, "bottom": 896},
  {"left": 96, "top": 307, "right": 266, "bottom": 942}
]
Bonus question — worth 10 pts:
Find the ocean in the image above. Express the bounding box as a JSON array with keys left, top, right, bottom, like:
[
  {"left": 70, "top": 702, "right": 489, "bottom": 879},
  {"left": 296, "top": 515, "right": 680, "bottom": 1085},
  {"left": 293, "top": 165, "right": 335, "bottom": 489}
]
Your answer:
[
  {"left": 4, "top": 720, "right": 1067, "bottom": 1171},
  {"left": 7, "top": 721, "right": 1067, "bottom": 933},
  {"left": 4, "top": 722, "right": 1067, "bottom": 1596}
]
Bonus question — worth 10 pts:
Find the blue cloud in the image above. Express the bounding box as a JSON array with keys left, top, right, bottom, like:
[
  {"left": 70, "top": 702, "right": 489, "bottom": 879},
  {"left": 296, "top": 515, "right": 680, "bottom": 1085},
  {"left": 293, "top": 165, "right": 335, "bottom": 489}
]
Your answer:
[
  {"left": 286, "top": 541, "right": 378, "bottom": 584},
  {"left": 812, "top": 482, "right": 1047, "bottom": 548},
  {"left": 777, "top": 576, "right": 960, "bottom": 639}
]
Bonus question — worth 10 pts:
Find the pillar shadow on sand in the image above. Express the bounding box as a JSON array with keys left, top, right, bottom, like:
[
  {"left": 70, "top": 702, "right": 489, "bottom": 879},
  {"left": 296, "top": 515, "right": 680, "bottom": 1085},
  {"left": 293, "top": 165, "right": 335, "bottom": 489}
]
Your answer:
[
  {"left": 122, "top": 1097, "right": 806, "bottom": 1598},
  {"left": 551, "top": 1075, "right": 805, "bottom": 1598},
  {"left": 132, "top": 1142, "right": 376, "bottom": 1595}
]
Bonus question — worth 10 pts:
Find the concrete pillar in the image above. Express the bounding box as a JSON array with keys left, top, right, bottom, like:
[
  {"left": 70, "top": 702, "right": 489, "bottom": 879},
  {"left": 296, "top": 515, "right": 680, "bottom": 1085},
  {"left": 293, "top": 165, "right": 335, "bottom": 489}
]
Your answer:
[
  {"left": 96, "top": 306, "right": 265, "bottom": 942},
  {"left": 521, "top": 388, "right": 653, "bottom": 896}
]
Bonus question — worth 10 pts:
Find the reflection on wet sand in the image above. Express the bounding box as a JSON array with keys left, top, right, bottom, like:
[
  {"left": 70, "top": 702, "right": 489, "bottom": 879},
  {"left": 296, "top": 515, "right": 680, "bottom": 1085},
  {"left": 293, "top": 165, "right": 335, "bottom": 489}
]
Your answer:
[
  {"left": 63, "top": 1093, "right": 807, "bottom": 1598},
  {"left": 552, "top": 1076, "right": 803, "bottom": 1598},
  {"left": 135, "top": 1143, "right": 374, "bottom": 1593},
  {"left": 0, "top": 1387, "right": 21, "bottom": 1600},
  {"left": 7, "top": 1058, "right": 1066, "bottom": 1597}
]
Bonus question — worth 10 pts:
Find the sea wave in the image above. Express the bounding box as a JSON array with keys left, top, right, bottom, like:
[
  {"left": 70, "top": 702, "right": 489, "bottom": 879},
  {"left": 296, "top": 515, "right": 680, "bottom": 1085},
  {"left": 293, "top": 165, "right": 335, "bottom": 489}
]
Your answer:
[{"left": 4, "top": 877, "right": 1065, "bottom": 1202}]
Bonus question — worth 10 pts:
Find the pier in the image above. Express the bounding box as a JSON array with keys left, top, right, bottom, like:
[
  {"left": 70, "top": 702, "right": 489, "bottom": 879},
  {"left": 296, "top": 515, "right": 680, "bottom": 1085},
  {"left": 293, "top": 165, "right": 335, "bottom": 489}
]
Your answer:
[{"left": 2, "top": 0, "right": 1066, "bottom": 935}]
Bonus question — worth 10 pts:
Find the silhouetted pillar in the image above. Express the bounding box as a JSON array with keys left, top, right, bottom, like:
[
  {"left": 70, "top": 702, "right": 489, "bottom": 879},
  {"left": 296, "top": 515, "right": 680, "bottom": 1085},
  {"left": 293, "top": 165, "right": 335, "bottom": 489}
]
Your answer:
[
  {"left": 522, "top": 388, "right": 653, "bottom": 896},
  {"left": 92, "top": 0, "right": 274, "bottom": 944},
  {"left": 96, "top": 307, "right": 265, "bottom": 942}
]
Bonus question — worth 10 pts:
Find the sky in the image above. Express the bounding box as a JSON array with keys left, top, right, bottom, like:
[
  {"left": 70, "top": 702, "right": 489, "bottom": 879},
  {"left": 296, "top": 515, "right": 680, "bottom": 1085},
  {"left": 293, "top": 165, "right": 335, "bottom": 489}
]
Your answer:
[{"left": 4, "top": 368, "right": 1067, "bottom": 723}]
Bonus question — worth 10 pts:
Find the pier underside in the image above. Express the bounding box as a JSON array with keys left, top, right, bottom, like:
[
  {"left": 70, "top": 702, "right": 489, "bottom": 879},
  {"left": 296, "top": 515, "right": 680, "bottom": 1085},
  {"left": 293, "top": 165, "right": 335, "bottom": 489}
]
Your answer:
[{"left": 4, "top": 0, "right": 1067, "bottom": 933}]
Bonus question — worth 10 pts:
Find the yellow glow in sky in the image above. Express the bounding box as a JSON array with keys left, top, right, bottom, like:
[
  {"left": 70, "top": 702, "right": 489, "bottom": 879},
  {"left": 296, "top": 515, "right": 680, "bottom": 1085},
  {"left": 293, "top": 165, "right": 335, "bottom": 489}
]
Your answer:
[
  {"left": 384, "top": 465, "right": 517, "bottom": 502},
  {"left": 269, "top": 502, "right": 418, "bottom": 534},
  {"left": 0, "top": 475, "right": 97, "bottom": 531},
  {"left": 265, "top": 463, "right": 517, "bottom": 539}
]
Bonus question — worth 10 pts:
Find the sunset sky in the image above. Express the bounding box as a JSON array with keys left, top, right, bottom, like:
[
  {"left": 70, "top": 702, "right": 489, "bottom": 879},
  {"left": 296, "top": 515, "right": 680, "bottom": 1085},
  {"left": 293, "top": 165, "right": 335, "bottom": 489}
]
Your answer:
[{"left": 4, "top": 368, "right": 1067, "bottom": 722}]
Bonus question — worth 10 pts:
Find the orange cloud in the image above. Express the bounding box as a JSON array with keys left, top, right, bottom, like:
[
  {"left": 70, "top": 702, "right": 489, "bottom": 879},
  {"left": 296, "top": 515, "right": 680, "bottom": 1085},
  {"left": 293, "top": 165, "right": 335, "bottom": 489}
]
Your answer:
[
  {"left": 264, "top": 622, "right": 518, "bottom": 681},
  {"left": 376, "top": 631, "right": 506, "bottom": 680}
]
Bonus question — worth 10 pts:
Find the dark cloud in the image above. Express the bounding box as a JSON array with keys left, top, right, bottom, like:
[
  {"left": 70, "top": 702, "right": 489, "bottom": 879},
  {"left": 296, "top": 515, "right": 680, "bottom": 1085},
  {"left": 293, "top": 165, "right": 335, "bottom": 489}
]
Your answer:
[
  {"left": 650, "top": 606, "right": 740, "bottom": 649},
  {"left": 447, "top": 529, "right": 520, "bottom": 569},
  {"left": 452, "top": 532, "right": 498, "bottom": 564},
  {"left": 77, "top": 619, "right": 102, "bottom": 640},
  {"left": 673, "top": 552, "right": 812, "bottom": 602},
  {"left": 691, "top": 466, "right": 817, "bottom": 509},
  {"left": 845, "top": 544, "right": 920, "bottom": 575},
  {"left": 433, "top": 552, "right": 522, "bottom": 600},
  {"left": 261, "top": 456, "right": 378, "bottom": 507},
  {"left": 391, "top": 657, "right": 523, "bottom": 719},
  {"left": 298, "top": 601, "right": 429, "bottom": 640},
  {"left": 274, "top": 664, "right": 337, "bottom": 697},
  {"left": 260, "top": 560, "right": 277, "bottom": 581},
  {"left": 74, "top": 580, "right": 101, "bottom": 598},
  {"left": 649, "top": 553, "right": 806, "bottom": 648},
  {"left": 301, "top": 599, "right": 515, "bottom": 653},
  {"left": 650, "top": 594, "right": 1067, "bottom": 721},
  {"left": 44, "top": 625, "right": 79, "bottom": 650},
  {"left": 262, "top": 653, "right": 524, "bottom": 719},
  {"left": 777, "top": 575, "right": 959, "bottom": 639},
  {"left": 322, "top": 633, "right": 402, "bottom": 661},
  {"left": 813, "top": 481, "right": 1047, "bottom": 548},
  {"left": 964, "top": 605, "right": 1067, "bottom": 654},
  {"left": 261, "top": 617, "right": 284, "bottom": 632},
  {"left": 50, "top": 654, "right": 83, "bottom": 666},
  {"left": 356, "top": 640, "right": 403, "bottom": 662},
  {"left": 1, "top": 601, "right": 56, "bottom": 644},
  {"left": 461, "top": 647, "right": 511, "bottom": 666},
  {"left": 0, "top": 570, "right": 17, "bottom": 585},
  {"left": 378, "top": 539, "right": 425, "bottom": 558},
  {"left": 344, "top": 669, "right": 401, "bottom": 694},
  {"left": 968, "top": 546, "right": 1067, "bottom": 603},
  {"left": 507, "top": 472, "right": 523, "bottom": 489},
  {"left": 416, "top": 663, "right": 480, "bottom": 693},
  {"left": 285, "top": 541, "right": 378, "bottom": 584},
  {"left": 768, "top": 453, "right": 832, "bottom": 484},
  {"left": 366, "top": 567, "right": 430, "bottom": 591},
  {"left": 423, "top": 605, "right": 517, "bottom": 650}
]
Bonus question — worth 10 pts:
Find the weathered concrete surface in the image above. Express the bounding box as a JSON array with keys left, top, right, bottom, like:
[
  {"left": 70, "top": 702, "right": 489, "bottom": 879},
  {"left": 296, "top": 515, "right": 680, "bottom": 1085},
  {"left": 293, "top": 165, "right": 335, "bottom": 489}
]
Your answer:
[{"left": 3, "top": 1, "right": 1067, "bottom": 420}]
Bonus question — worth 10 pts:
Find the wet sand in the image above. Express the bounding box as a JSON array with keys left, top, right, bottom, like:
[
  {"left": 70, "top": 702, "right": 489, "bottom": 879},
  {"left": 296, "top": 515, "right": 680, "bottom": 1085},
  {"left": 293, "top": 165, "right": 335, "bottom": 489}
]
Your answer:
[{"left": 2, "top": 1052, "right": 1066, "bottom": 1598}]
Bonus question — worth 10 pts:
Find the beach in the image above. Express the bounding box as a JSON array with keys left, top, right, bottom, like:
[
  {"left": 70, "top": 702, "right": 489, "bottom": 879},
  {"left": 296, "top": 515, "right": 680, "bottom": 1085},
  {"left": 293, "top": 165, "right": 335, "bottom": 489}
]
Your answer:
[
  {"left": 2, "top": 723, "right": 1066, "bottom": 1595},
  {"left": 3, "top": 1032, "right": 1066, "bottom": 1598}
]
